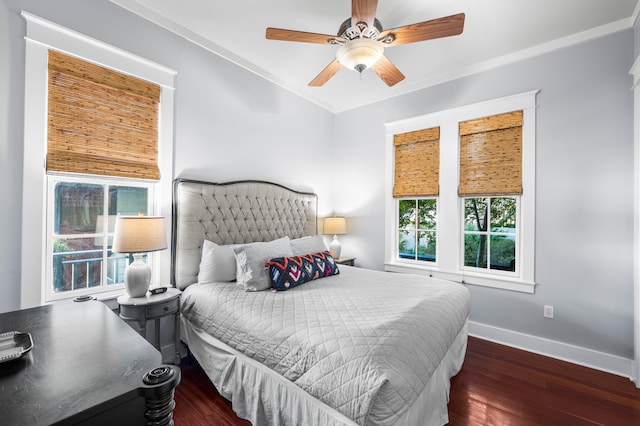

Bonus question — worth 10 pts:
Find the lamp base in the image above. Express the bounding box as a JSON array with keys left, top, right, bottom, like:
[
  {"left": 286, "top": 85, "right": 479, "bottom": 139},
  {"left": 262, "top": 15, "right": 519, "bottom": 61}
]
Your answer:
[
  {"left": 329, "top": 235, "right": 342, "bottom": 260},
  {"left": 124, "top": 253, "right": 152, "bottom": 297}
]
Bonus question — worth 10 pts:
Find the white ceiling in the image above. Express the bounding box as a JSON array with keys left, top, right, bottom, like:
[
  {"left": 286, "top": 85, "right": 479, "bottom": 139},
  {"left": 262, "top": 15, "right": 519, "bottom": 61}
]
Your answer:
[{"left": 111, "top": 0, "right": 639, "bottom": 112}]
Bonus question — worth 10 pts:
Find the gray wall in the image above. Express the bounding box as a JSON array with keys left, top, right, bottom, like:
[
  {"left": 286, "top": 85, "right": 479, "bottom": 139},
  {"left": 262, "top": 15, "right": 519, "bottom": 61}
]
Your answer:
[
  {"left": 635, "top": 16, "right": 640, "bottom": 59},
  {"left": 0, "top": 0, "right": 636, "bottom": 361},
  {"left": 0, "top": 1, "right": 21, "bottom": 312},
  {"left": 172, "top": 41, "right": 334, "bottom": 199},
  {"left": 333, "top": 30, "right": 635, "bottom": 359}
]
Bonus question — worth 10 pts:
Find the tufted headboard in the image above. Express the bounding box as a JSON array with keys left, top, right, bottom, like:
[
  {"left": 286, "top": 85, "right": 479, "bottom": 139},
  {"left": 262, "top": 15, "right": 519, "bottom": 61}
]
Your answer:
[{"left": 171, "top": 179, "right": 318, "bottom": 289}]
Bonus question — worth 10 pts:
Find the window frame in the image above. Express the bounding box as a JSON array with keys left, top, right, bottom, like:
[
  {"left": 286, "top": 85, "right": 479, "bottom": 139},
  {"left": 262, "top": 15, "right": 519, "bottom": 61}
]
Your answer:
[
  {"left": 461, "top": 196, "right": 520, "bottom": 277},
  {"left": 396, "top": 197, "right": 439, "bottom": 265},
  {"left": 44, "top": 174, "right": 156, "bottom": 302},
  {"left": 384, "top": 91, "right": 538, "bottom": 293},
  {"left": 21, "top": 12, "right": 176, "bottom": 307}
]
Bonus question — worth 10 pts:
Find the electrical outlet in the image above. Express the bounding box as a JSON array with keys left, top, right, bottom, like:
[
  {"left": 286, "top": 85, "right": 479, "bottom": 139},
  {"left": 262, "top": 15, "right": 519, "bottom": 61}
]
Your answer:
[{"left": 544, "top": 305, "right": 554, "bottom": 319}]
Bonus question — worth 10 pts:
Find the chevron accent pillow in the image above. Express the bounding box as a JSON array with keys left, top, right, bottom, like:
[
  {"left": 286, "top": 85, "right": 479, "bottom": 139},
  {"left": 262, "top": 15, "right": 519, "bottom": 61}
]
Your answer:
[{"left": 265, "top": 251, "right": 339, "bottom": 291}]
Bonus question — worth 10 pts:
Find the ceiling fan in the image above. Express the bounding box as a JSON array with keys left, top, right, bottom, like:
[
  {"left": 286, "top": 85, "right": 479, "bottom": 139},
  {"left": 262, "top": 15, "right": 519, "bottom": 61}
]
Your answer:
[{"left": 266, "top": 0, "right": 465, "bottom": 87}]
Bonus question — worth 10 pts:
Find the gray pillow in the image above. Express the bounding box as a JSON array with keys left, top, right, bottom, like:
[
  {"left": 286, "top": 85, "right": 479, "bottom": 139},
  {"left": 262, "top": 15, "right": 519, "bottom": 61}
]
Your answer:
[
  {"left": 233, "top": 237, "right": 294, "bottom": 291},
  {"left": 198, "top": 240, "right": 237, "bottom": 283},
  {"left": 290, "top": 235, "right": 328, "bottom": 256}
]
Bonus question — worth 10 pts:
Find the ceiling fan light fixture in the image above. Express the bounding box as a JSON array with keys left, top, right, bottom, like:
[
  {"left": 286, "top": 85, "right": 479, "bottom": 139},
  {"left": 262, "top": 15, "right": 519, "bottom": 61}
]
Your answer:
[{"left": 336, "top": 38, "right": 383, "bottom": 73}]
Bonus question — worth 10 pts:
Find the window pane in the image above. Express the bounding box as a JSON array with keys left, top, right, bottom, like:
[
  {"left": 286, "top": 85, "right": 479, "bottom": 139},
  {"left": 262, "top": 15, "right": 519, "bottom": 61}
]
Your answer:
[
  {"left": 417, "top": 231, "right": 436, "bottom": 262},
  {"left": 398, "top": 230, "right": 415, "bottom": 259},
  {"left": 398, "top": 200, "right": 416, "bottom": 229},
  {"left": 95, "top": 215, "right": 116, "bottom": 247},
  {"left": 105, "top": 185, "right": 147, "bottom": 286},
  {"left": 108, "top": 186, "right": 148, "bottom": 216},
  {"left": 490, "top": 197, "right": 516, "bottom": 233},
  {"left": 417, "top": 199, "right": 437, "bottom": 230},
  {"left": 464, "top": 198, "right": 488, "bottom": 231},
  {"left": 54, "top": 182, "right": 103, "bottom": 234},
  {"left": 490, "top": 235, "right": 516, "bottom": 271},
  {"left": 52, "top": 237, "right": 104, "bottom": 292},
  {"left": 464, "top": 234, "right": 487, "bottom": 268},
  {"left": 99, "top": 186, "right": 149, "bottom": 248},
  {"left": 106, "top": 252, "right": 129, "bottom": 286}
]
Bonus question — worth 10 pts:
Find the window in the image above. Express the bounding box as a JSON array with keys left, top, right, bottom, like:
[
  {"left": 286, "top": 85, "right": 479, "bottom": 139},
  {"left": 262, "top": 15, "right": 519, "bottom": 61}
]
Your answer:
[
  {"left": 393, "top": 127, "right": 440, "bottom": 264},
  {"left": 46, "top": 177, "right": 152, "bottom": 301},
  {"left": 458, "top": 110, "right": 522, "bottom": 277},
  {"left": 22, "top": 13, "right": 175, "bottom": 307},
  {"left": 41, "top": 50, "right": 163, "bottom": 302},
  {"left": 398, "top": 199, "right": 437, "bottom": 262},
  {"left": 385, "top": 91, "right": 537, "bottom": 293},
  {"left": 463, "top": 197, "right": 517, "bottom": 273}
]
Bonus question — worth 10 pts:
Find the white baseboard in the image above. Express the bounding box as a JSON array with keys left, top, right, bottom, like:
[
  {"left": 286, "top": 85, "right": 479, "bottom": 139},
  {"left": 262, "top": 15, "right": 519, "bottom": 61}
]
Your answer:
[{"left": 469, "top": 321, "right": 634, "bottom": 380}]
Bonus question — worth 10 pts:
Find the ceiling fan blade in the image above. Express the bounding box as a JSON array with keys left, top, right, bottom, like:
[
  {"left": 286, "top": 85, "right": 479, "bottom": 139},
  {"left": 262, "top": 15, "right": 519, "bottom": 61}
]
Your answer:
[
  {"left": 266, "top": 28, "right": 345, "bottom": 45},
  {"left": 372, "top": 55, "right": 405, "bottom": 87},
  {"left": 309, "top": 59, "right": 343, "bottom": 87},
  {"left": 352, "top": 0, "right": 378, "bottom": 29},
  {"left": 378, "top": 13, "right": 465, "bottom": 47}
]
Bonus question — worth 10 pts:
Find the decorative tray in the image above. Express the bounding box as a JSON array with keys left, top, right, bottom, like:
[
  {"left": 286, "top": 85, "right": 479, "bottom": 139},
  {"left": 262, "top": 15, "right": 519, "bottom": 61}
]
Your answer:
[{"left": 0, "top": 331, "right": 34, "bottom": 363}]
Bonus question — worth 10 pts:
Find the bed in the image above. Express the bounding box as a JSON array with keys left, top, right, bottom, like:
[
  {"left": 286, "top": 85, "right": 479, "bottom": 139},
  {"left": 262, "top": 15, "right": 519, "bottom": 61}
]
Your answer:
[{"left": 172, "top": 178, "right": 470, "bottom": 426}]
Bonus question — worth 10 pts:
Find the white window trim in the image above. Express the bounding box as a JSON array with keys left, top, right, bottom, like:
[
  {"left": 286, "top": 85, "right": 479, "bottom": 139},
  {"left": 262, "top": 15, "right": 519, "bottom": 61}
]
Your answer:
[
  {"left": 384, "top": 91, "right": 538, "bottom": 293},
  {"left": 21, "top": 12, "right": 176, "bottom": 308}
]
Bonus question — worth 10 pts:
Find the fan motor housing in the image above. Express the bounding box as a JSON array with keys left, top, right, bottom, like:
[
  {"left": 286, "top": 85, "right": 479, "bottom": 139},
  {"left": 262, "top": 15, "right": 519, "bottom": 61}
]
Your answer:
[{"left": 338, "top": 18, "right": 383, "bottom": 40}]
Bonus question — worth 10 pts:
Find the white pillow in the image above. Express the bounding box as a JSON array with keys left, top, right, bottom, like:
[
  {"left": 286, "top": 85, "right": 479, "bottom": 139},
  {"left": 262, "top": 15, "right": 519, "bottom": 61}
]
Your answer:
[
  {"left": 233, "top": 237, "right": 294, "bottom": 291},
  {"left": 198, "top": 240, "right": 237, "bottom": 283},
  {"left": 290, "top": 235, "right": 327, "bottom": 256}
]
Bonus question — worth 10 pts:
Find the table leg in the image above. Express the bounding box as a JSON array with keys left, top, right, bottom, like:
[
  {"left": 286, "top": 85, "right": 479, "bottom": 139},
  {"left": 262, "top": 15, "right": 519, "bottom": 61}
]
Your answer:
[
  {"left": 174, "top": 312, "right": 180, "bottom": 365},
  {"left": 138, "top": 320, "right": 146, "bottom": 340},
  {"left": 141, "top": 365, "right": 181, "bottom": 424},
  {"left": 155, "top": 318, "right": 161, "bottom": 351}
]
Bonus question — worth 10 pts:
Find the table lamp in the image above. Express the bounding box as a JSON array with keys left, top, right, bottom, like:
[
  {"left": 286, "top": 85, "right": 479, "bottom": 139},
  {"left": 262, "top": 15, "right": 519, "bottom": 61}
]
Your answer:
[
  {"left": 112, "top": 216, "right": 167, "bottom": 297},
  {"left": 323, "top": 216, "right": 346, "bottom": 259}
]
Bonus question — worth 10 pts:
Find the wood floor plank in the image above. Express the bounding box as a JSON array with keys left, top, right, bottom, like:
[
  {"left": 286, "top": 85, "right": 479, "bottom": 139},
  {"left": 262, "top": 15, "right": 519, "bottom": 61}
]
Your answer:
[{"left": 173, "top": 336, "right": 640, "bottom": 425}]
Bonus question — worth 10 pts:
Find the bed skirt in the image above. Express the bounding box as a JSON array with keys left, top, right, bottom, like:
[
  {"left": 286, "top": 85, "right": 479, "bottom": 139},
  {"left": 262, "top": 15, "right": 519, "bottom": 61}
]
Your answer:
[{"left": 180, "top": 316, "right": 468, "bottom": 426}]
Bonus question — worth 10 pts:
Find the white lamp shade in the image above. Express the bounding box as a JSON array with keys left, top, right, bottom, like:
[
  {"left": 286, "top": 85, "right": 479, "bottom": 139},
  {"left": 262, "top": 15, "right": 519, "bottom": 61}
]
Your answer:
[
  {"left": 336, "top": 38, "right": 383, "bottom": 72},
  {"left": 323, "top": 217, "right": 347, "bottom": 235},
  {"left": 112, "top": 216, "right": 167, "bottom": 254}
]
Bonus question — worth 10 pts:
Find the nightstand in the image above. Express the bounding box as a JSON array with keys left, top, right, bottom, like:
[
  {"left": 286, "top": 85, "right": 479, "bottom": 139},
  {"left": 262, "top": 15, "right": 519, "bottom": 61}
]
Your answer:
[
  {"left": 117, "top": 287, "right": 181, "bottom": 365},
  {"left": 335, "top": 257, "right": 356, "bottom": 266}
]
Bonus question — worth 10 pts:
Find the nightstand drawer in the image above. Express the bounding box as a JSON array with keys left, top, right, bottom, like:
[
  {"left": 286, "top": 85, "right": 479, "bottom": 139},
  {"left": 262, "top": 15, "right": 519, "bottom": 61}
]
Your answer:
[{"left": 146, "top": 297, "right": 180, "bottom": 318}]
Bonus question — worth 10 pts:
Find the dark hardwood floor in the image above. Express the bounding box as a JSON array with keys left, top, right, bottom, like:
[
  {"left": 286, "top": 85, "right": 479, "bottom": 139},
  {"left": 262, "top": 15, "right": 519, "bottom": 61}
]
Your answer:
[{"left": 173, "top": 336, "right": 640, "bottom": 425}]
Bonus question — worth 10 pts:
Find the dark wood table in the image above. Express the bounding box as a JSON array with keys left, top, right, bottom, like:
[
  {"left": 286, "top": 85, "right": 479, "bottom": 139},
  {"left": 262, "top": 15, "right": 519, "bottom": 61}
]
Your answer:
[{"left": 0, "top": 300, "right": 180, "bottom": 425}]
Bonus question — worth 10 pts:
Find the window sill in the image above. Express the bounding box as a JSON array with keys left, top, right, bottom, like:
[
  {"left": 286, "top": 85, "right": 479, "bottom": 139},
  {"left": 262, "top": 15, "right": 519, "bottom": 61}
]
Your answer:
[
  {"left": 94, "top": 289, "right": 128, "bottom": 302},
  {"left": 44, "top": 289, "right": 126, "bottom": 312},
  {"left": 46, "top": 288, "right": 126, "bottom": 304},
  {"left": 384, "top": 261, "right": 536, "bottom": 293}
]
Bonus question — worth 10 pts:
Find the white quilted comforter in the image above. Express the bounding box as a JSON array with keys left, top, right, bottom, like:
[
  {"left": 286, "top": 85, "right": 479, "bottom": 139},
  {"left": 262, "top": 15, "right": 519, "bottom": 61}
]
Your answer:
[{"left": 181, "top": 266, "right": 470, "bottom": 426}]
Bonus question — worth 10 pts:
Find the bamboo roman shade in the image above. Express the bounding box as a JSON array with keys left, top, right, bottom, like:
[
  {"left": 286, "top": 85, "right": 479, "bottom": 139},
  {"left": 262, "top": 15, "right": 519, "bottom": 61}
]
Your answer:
[
  {"left": 393, "top": 127, "right": 440, "bottom": 197},
  {"left": 47, "top": 50, "right": 161, "bottom": 180},
  {"left": 459, "top": 110, "right": 522, "bottom": 196}
]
